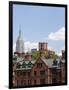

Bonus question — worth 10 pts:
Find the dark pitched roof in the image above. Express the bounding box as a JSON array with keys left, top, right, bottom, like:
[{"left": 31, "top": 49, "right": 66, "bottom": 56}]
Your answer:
[{"left": 14, "top": 56, "right": 65, "bottom": 70}]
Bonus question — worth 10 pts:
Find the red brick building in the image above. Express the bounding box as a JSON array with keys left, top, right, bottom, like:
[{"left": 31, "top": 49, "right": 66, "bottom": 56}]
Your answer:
[
  {"left": 62, "top": 50, "right": 65, "bottom": 60},
  {"left": 13, "top": 31, "right": 65, "bottom": 87},
  {"left": 39, "top": 42, "right": 55, "bottom": 59},
  {"left": 13, "top": 52, "right": 65, "bottom": 87},
  {"left": 39, "top": 42, "right": 48, "bottom": 51}
]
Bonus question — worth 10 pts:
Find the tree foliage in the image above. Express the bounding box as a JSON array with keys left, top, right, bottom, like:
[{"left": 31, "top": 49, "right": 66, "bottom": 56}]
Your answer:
[
  {"left": 32, "top": 51, "right": 40, "bottom": 60},
  {"left": 32, "top": 50, "right": 59, "bottom": 60}
]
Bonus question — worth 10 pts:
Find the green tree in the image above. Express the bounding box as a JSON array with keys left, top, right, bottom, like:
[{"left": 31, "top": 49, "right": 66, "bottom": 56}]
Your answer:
[
  {"left": 52, "top": 54, "right": 59, "bottom": 60},
  {"left": 32, "top": 51, "right": 40, "bottom": 60},
  {"left": 44, "top": 50, "right": 49, "bottom": 59}
]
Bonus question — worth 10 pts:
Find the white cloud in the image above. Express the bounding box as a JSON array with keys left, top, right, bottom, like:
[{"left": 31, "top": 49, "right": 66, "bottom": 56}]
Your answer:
[
  {"left": 13, "top": 41, "right": 64, "bottom": 55},
  {"left": 13, "top": 41, "right": 54, "bottom": 53},
  {"left": 48, "top": 46, "right": 54, "bottom": 51},
  {"left": 13, "top": 41, "right": 38, "bottom": 53},
  {"left": 24, "top": 41, "right": 38, "bottom": 52},
  {"left": 48, "top": 27, "right": 65, "bottom": 40},
  {"left": 55, "top": 46, "right": 65, "bottom": 56}
]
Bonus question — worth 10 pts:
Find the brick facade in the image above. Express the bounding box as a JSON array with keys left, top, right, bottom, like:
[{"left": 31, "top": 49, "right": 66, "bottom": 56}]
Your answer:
[
  {"left": 39, "top": 42, "right": 48, "bottom": 51},
  {"left": 13, "top": 57, "right": 65, "bottom": 87}
]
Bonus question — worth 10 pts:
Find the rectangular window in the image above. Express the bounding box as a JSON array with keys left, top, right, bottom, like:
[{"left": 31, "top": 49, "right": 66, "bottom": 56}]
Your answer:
[
  {"left": 28, "top": 80, "right": 31, "bottom": 85},
  {"left": 34, "top": 80, "right": 36, "bottom": 85},
  {"left": 23, "top": 80, "right": 26, "bottom": 85},
  {"left": 21, "top": 80, "right": 23, "bottom": 85},
  {"left": 28, "top": 72, "right": 30, "bottom": 77},
  {"left": 40, "top": 79, "right": 45, "bottom": 84},
  {"left": 34, "top": 71, "right": 37, "bottom": 76},
  {"left": 17, "top": 80, "right": 19, "bottom": 86},
  {"left": 52, "top": 69, "right": 57, "bottom": 83},
  {"left": 20, "top": 71, "right": 23, "bottom": 75},
  {"left": 37, "top": 63, "right": 42, "bottom": 68},
  {"left": 40, "top": 70, "right": 45, "bottom": 76},
  {"left": 52, "top": 78, "right": 57, "bottom": 83},
  {"left": 17, "top": 71, "right": 20, "bottom": 76},
  {"left": 22, "top": 72, "right": 26, "bottom": 76},
  {"left": 41, "top": 44, "right": 43, "bottom": 50}
]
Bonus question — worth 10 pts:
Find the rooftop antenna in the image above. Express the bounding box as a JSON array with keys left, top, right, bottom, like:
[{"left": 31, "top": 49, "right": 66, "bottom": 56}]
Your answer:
[{"left": 19, "top": 25, "right": 21, "bottom": 37}]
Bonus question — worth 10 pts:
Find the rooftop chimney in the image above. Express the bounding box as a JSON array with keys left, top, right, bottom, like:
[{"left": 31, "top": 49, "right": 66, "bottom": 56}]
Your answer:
[
  {"left": 25, "top": 53, "right": 32, "bottom": 61},
  {"left": 62, "top": 50, "right": 65, "bottom": 59},
  {"left": 39, "top": 42, "right": 48, "bottom": 51}
]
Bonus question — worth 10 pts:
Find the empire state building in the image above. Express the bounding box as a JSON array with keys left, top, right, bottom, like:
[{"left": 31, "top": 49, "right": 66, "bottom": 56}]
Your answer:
[{"left": 16, "top": 29, "right": 24, "bottom": 53}]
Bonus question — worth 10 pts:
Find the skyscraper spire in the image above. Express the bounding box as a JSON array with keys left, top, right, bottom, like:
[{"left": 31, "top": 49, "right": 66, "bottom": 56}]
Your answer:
[
  {"left": 19, "top": 26, "right": 21, "bottom": 37},
  {"left": 16, "top": 26, "right": 24, "bottom": 53}
]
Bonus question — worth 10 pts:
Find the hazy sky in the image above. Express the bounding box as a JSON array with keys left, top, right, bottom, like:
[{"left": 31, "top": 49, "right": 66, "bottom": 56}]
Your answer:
[{"left": 13, "top": 4, "right": 65, "bottom": 54}]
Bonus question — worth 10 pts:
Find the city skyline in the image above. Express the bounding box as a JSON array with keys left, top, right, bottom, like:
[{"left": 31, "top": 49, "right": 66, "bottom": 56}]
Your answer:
[{"left": 13, "top": 4, "right": 65, "bottom": 55}]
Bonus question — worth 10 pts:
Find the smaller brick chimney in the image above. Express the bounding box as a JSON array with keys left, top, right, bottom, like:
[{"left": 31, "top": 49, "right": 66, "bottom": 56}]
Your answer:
[
  {"left": 25, "top": 53, "right": 32, "bottom": 61},
  {"left": 45, "top": 42, "right": 48, "bottom": 50},
  {"left": 22, "top": 52, "right": 25, "bottom": 58},
  {"left": 14, "top": 52, "right": 25, "bottom": 58},
  {"left": 14, "top": 52, "right": 20, "bottom": 56},
  {"left": 62, "top": 50, "right": 65, "bottom": 59}
]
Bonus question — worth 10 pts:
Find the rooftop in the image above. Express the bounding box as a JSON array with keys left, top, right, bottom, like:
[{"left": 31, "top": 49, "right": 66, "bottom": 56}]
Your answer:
[{"left": 13, "top": 56, "right": 65, "bottom": 71}]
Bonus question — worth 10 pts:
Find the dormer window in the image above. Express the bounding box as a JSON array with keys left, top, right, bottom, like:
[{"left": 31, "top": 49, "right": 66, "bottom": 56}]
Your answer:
[
  {"left": 28, "top": 61, "right": 32, "bottom": 68},
  {"left": 40, "top": 70, "right": 45, "bottom": 76},
  {"left": 16, "top": 63, "right": 21, "bottom": 68},
  {"left": 13, "top": 56, "right": 17, "bottom": 61},
  {"left": 53, "top": 60, "right": 57, "bottom": 66},
  {"left": 22, "top": 62, "right": 26, "bottom": 68}
]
